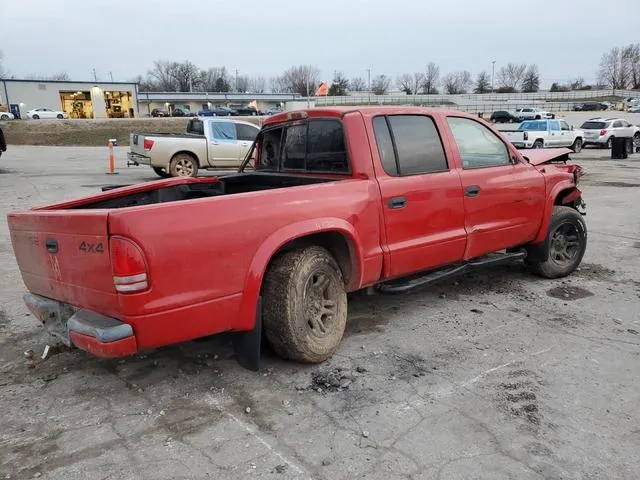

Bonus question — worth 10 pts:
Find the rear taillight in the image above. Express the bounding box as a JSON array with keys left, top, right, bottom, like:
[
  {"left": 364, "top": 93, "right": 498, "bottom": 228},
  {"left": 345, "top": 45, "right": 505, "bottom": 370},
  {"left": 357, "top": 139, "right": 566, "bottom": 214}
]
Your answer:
[
  {"left": 109, "top": 237, "right": 149, "bottom": 293},
  {"left": 143, "top": 139, "right": 154, "bottom": 151},
  {"left": 599, "top": 129, "right": 607, "bottom": 136}
]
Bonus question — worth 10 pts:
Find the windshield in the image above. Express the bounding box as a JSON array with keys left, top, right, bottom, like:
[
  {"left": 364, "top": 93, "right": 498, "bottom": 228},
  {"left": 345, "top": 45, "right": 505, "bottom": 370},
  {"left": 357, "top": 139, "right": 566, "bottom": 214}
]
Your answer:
[
  {"left": 519, "top": 121, "right": 547, "bottom": 131},
  {"left": 580, "top": 121, "right": 607, "bottom": 129}
]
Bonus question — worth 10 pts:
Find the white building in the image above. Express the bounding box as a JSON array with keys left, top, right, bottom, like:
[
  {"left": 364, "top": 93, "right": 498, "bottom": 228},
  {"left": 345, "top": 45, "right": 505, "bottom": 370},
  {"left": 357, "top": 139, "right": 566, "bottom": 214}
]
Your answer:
[{"left": 0, "top": 79, "right": 139, "bottom": 119}]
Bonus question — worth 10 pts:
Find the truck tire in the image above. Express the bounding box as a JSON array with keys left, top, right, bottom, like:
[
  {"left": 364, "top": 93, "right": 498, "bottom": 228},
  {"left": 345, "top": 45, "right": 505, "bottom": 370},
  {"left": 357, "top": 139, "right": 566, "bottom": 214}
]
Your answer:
[
  {"left": 32, "top": 114, "right": 40, "bottom": 120},
  {"left": 606, "top": 136, "right": 614, "bottom": 149},
  {"left": 169, "top": 153, "right": 198, "bottom": 177},
  {"left": 526, "top": 206, "right": 587, "bottom": 279},
  {"left": 152, "top": 167, "right": 170, "bottom": 178},
  {"left": 570, "top": 137, "right": 583, "bottom": 153},
  {"left": 533, "top": 139, "right": 544, "bottom": 149},
  {"left": 262, "top": 246, "right": 348, "bottom": 363}
]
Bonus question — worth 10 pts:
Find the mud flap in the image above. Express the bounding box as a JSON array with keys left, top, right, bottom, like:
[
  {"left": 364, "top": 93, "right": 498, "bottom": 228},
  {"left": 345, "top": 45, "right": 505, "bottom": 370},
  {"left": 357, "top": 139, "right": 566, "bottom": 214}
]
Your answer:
[{"left": 233, "top": 297, "right": 262, "bottom": 371}]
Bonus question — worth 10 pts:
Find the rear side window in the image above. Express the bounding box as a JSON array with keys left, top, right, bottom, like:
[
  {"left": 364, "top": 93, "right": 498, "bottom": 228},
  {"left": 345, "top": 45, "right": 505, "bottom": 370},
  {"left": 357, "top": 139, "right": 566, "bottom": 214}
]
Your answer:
[
  {"left": 549, "top": 121, "right": 560, "bottom": 131},
  {"left": 210, "top": 121, "right": 237, "bottom": 141},
  {"left": 259, "top": 119, "right": 349, "bottom": 173},
  {"left": 373, "top": 115, "right": 448, "bottom": 176}
]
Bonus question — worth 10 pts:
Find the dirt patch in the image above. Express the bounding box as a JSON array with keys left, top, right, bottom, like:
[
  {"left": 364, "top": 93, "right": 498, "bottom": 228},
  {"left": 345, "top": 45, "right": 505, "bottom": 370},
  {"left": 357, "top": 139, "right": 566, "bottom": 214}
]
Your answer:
[
  {"left": 309, "top": 367, "right": 357, "bottom": 392},
  {"left": 575, "top": 263, "right": 616, "bottom": 281},
  {"left": 2, "top": 117, "right": 263, "bottom": 147},
  {"left": 546, "top": 285, "right": 594, "bottom": 300},
  {"left": 346, "top": 313, "right": 389, "bottom": 336},
  {"left": 499, "top": 368, "right": 542, "bottom": 427}
]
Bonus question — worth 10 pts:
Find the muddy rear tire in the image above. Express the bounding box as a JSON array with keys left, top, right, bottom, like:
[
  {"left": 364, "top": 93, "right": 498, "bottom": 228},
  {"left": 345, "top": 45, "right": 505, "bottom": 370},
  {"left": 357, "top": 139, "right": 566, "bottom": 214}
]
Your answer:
[
  {"left": 526, "top": 206, "right": 587, "bottom": 279},
  {"left": 169, "top": 153, "right": 198, "bottom": 177},
  {"left": 262, "top": 246, "right": 348, "bottom": 363},
  {"left": 570, "top": 137, "right": 583, "bottom": 153}
]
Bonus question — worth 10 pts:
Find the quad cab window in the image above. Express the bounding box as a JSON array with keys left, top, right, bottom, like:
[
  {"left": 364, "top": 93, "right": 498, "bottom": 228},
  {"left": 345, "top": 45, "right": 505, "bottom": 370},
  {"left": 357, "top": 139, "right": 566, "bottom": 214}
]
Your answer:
[{"left": 245, "top": 119, "right": 349, "bottom": 173}]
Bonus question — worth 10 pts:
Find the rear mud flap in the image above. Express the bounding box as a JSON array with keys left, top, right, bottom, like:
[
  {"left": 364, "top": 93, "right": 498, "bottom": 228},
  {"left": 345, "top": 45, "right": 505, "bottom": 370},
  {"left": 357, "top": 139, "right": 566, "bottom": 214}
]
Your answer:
[{"left": 233, "top": 297, "right": 262, "bottom": 371}]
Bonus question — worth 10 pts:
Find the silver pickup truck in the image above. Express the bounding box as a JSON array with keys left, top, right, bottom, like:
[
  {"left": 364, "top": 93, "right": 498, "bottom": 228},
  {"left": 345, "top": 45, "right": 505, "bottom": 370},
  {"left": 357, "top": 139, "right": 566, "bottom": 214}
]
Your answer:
[{"left": 128, "top": 118, "right": 260, "bottom": 177}]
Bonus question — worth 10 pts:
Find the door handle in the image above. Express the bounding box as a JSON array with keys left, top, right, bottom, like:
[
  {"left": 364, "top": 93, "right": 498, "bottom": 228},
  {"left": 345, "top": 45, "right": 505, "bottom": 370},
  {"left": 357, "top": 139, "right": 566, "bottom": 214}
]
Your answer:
[
  {"left": 388, "top": 196, "right": 407, "bottom": 209},
  {"left": 464, "top": 185, "right": 481, "bottom": 197}
]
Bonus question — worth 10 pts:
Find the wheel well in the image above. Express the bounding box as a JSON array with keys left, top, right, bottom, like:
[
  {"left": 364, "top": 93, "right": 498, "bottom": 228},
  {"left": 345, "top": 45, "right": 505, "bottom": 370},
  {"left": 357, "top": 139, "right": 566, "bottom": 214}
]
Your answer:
[
  {"left": 268, "top": 231, "right": 355, "bottom": 286},
  {"left": 554, "top": 188, "right": 577, "bottom": 206},
  {"left": 170, "top": 151, "right": 199, "bottom": 167}
]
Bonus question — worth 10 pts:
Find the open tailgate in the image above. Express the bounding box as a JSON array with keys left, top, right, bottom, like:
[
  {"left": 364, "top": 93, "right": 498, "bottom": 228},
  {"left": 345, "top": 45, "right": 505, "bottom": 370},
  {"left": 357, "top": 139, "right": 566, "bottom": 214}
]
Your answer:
[{"left": 7, "top": 210, "right": 117, "bottom": 312}]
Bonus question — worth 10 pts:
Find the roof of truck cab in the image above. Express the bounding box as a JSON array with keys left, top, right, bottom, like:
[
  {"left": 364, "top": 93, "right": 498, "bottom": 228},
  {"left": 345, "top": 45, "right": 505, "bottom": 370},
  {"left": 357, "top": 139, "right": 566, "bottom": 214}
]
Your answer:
[{"left": 262, "top": 106, "right": 476, "bottom": 126}]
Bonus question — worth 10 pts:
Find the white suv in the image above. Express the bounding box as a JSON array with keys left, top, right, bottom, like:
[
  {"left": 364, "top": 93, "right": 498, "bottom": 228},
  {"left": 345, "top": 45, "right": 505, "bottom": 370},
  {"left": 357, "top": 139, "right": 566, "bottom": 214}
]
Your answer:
[
  {"left": 580, "top": 118, "right": 640, "bottom": 148},
  {"left": 514, "top": 108, "right": 555, "bottom": 120}
]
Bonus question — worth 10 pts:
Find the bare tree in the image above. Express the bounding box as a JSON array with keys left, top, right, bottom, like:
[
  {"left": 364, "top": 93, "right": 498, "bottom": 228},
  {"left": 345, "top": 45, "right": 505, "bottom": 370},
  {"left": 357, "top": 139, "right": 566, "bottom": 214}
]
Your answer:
[
  {"left": 474, "top": 71, "right": 491, "bottom": 93},
  {"left": 148, "top": 60, "right": 178, "bottom": 91},
  {"left": 275, "top": 65, "right": 321, "bottom": 96},
  {"left": 172, "top": 61, "right": 200, "bottom": 92},
  {"left": 0, "top": 51, "right": 8, "bottom": 78},
  {"left": 396, "top": 73, "right": 413, "bottom": 94},
  {"left": 269, "top": 76, "right": 288, "bottom": 93},
  {"left": 569, "top": 77, "right": 585, "bottom": 90},
  {"left": 49, "top": 71, "right": 71, "bottom": 81},
  {"left": 442, "top": 71, "right": 472, "bottom": 94},
  {"left": 497, "top": 63, "right": 527, "bottom": 91},
  {"left": 521, "top": 65, "right": 540, "bottom": 93},
  {"left": 132, "top": 74, "right": 157, "bottom": 91},
  {"left": 236, "top": 75, "right": 250, "bottom": 92},
  {"left": 248, "top": 76, "right": 267, "bottom": 93},
  {"left": 598, "top": 47, "right": 625, "bottom": 89},
  {"left": 422, "top": 62, "right": 440, "bottom": 94},
  {"left": 350, "top": 76, "right": 366, "bottom": 91},
  {"left": 628, "top": 43, "right": 640, "bottom": 89},
  {"left": 371, "top": 74, "right": 391, "bottom": 95},
  {"left": 199, "top": 67, "right": 228, "bottom": 91}
]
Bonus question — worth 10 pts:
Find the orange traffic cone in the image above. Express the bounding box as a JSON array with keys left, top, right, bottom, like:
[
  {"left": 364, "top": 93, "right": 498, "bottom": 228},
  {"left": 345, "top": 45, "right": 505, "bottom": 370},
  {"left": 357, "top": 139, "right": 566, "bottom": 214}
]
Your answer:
[{"left": 106, "top": 140, "right": 118, "bottom": 175}]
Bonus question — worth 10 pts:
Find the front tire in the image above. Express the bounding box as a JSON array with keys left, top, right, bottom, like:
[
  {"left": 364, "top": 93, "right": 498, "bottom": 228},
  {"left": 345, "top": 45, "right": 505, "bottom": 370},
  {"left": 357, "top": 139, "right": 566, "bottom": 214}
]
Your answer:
[
  {"left": 262, "top": 246, "right": 348, "bottom": 363},
  {"left": 56, "top": 114, "right": 63, "bottom": 119},
  {"left": 570, "top": 138, "right": 583, "bottom": 153},
  {"left": 0, "top": 114, "right": 8, "bottom": 120},
  {"left": 169, "top": 153, "right": 198, "bottom": 177},
  {"left": 527, "top": 206, "right": 587, "bottom": 279},
  {"left": 152, "top": 167, "right": 170, "bottom": 178},
  {"left": 32, "top": 114, "right": 40, "bottom": 120}
]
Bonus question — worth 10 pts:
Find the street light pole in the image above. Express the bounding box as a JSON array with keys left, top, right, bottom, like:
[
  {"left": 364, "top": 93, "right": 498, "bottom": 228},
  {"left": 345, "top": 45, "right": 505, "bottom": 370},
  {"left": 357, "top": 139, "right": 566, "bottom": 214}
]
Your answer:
[
  {"left": 491, "top": 61, "right": 496, "bottom": 93},
  {"left": 367, "top": 68, "right": 371, "bottom": 104}
]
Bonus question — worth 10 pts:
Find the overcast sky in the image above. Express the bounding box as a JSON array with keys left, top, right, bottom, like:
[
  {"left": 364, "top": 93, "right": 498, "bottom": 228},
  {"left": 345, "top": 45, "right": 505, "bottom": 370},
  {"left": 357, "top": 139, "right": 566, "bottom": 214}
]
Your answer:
[{"left": 1, "top": 0, "right": 638, "bottom": 87}]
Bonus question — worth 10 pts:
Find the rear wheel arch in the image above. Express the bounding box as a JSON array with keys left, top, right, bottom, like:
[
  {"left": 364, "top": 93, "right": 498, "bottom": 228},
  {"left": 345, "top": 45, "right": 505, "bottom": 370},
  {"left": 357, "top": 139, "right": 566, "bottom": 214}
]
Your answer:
[{"left": 236, "top": 223, "right": 364, "bottom": 332}]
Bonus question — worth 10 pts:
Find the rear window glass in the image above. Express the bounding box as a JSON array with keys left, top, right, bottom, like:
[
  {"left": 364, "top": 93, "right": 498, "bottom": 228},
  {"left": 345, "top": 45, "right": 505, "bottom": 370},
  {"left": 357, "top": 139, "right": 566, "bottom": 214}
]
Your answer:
[
  {"left": 519, "top": 121, "right": 547, "bottom": 131},
  {"left": 258, "top": 119, "right": 349, "bottom": 173},
  {"left": 580, "top": 121, "right": 607, "bottom": 129}
]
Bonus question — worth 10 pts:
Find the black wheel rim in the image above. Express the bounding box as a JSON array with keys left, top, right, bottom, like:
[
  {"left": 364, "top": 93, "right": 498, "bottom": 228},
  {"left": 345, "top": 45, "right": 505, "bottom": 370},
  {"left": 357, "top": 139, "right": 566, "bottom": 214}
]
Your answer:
[
  {"left": 550, "top": 223, "right": 581, "bottom": 266},
  {"left": 304, "top": 271, "right": 338, "bottom": 338}
]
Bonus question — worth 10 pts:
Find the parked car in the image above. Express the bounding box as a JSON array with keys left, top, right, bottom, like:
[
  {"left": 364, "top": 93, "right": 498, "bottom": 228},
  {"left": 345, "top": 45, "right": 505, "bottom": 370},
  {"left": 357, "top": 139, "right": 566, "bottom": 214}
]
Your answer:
[
  {"left": 0, "top": 111, "right": 15, "bottom": 121},
  {"left": 233, "top": 106, "right": 261, "bottom": 116},
  {"left": 171, "top": 108, "right": 193, "bottom": 117},
  {"left": 0, "top": 125, "right": 6, "bottom": 158},
  {"left": 579, "top": 117, "right": 640, "bottom": 148},
  {"left": 8, "top": 107, "right": 587, "bottom": 370},
  {"left": 151, "top": 109, "right": 170, "bottom": 117},
  {"left": 264, "top": 107, "right": 283, "bottom": 116},
  {"left": 628, "top": 105, "right": 640, "bottom": 113},
  {"left": 573, "top": 103, "right": 608, "bottom": 112},
  {"left": 490, "top": 111, "right": 520, "bottom": 123},
  {"left": 26, "top": 108, "right": 68, "bottom": 120},
  {"left": 127, "top": 118, "right": 260, "bottom": 177},
  {"left": 502, "top": 119, "right": 584, "bottom": 151},
  {"left": 514, "top": 108, "right": 555, "bottom": 120},
  {"left": 197, "top": 107, "right": 238, "bottom": 117}
]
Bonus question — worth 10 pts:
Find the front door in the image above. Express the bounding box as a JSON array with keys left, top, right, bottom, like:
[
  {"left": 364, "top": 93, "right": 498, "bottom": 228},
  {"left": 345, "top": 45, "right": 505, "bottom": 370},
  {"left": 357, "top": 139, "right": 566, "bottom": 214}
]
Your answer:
[
  {"left": 372, "top": 114, "right": 467, "bottom": 279},
  {"left": 445, "top": 116, "right": 546, "bottom": 260},
  {"left": 207, "top": 120, "right": 239, "bottom": 167}
]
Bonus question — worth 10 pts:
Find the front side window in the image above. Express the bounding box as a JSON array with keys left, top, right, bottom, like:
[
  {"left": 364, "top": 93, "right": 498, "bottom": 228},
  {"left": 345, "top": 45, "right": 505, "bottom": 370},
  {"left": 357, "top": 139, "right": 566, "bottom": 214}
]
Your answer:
[
  {"left": 560, "top": 121, "right": 571, "bottom": 131},
  {"left": 447, "top": 117, "right": 510, "bottom": 169}
]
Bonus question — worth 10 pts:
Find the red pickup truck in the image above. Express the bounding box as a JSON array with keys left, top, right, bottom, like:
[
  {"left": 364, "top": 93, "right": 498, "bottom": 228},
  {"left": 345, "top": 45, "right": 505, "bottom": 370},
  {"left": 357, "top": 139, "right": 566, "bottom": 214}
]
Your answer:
[{"left": 8, "top": 107, "right": 586, "bottom": 370}]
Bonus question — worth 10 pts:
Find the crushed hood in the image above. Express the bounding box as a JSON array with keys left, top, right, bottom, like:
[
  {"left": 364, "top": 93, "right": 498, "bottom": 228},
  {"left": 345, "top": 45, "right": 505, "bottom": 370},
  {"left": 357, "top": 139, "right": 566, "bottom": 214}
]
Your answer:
[{"left": 522, "top": 148, "right": 573, "bottom": 166}]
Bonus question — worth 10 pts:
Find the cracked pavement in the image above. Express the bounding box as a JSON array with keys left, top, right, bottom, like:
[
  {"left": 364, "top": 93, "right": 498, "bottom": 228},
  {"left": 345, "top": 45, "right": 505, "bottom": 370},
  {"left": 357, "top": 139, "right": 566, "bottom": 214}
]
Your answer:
[{"left": 0, "top": 145, "right": 639, "bottom": 479}]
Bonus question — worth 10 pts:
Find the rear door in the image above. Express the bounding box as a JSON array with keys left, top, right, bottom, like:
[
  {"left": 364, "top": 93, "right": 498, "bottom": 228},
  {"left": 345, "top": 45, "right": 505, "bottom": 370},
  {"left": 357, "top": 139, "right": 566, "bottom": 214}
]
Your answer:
[
  {"left": 7, "top": 210, "right": 116, "bottom": 311},
  {"left": 372, "top": 114, "right": 467, "bottom": 278},
  {"left": 548, "top": 120, "right": 561, "bottom": 146},
  {"left": 207, "top": 120, "right": 239, "bottom": 167},
  {"left": 445, "top": 116, "right": 545, "bottom": 259}
]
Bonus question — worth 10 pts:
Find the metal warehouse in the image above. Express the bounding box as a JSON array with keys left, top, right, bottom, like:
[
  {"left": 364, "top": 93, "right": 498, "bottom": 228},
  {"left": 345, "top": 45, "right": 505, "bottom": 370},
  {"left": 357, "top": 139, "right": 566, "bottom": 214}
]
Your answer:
[{"left": 0, "top": 79, "right": 139, "bottom": 119}]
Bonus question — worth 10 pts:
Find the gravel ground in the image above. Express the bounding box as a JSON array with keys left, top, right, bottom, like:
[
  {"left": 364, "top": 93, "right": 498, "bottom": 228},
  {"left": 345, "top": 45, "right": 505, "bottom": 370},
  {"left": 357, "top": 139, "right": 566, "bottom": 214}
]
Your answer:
[{"left": 0, "top": 146, "right": 639, "bottom": 480}]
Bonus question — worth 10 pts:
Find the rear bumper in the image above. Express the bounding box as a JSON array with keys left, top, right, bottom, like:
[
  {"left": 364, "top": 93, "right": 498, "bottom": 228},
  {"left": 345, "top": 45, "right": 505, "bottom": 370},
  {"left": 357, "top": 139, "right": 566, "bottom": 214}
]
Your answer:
[
  {"left": 24, "top": 293, "right": 137, "bottom": 358},
  {"left": 127, "top": 151, "right": 151, "bottom": 166}
]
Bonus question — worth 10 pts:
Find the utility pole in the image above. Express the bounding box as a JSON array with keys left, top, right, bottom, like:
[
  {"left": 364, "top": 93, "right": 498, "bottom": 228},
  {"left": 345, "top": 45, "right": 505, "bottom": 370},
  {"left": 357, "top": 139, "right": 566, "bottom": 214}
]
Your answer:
[
  {"left": 109, "top": 71, "right": 113, "bottom": 82},
  {"left": 92, "top": 68, "right": 97, "bottom": 82},
  {"left": 367, "top": 68, "right": 371, "bottom": 104},
  {"left": 491, "top": 61, "right": 496, "bottom": 93},
  {"left": 235, "top": 69, "right": 239, "bottom": 92},
  {"left": 306, "top": 73, "right": 310, "bottom": 108}
]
